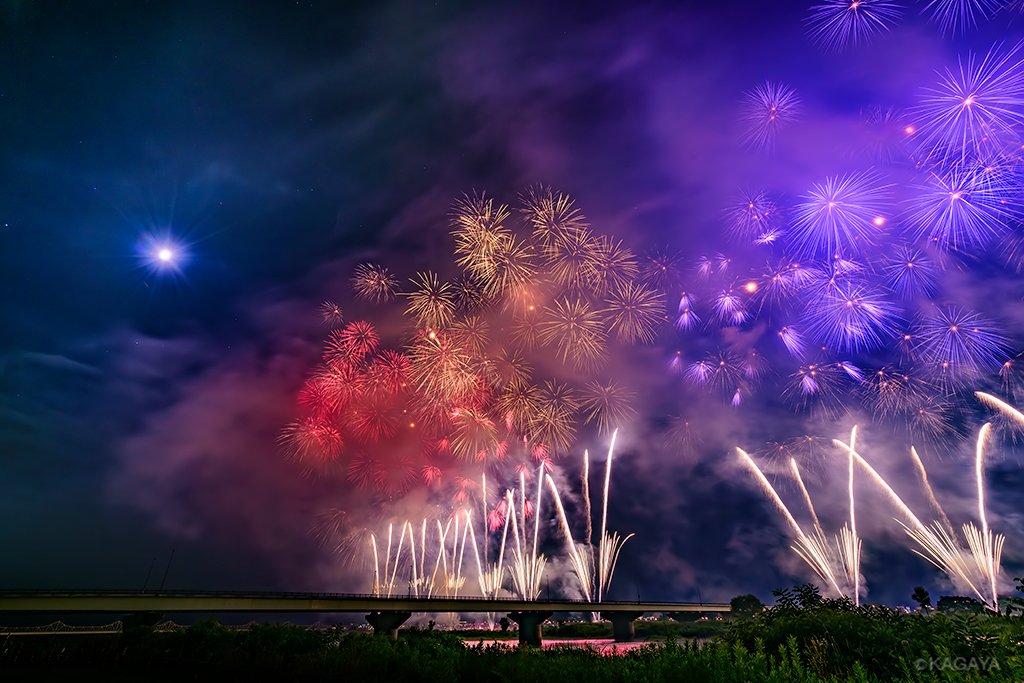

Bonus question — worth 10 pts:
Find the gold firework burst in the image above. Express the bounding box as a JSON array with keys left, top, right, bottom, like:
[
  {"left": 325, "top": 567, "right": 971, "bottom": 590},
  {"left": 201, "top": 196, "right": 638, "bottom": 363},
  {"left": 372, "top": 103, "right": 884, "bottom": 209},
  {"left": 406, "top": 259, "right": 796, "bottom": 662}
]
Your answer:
[
  {"left": 591, "top": 236, "right": 639, "bottom": 295},
  {"left": 492, "top": 348, "right": 532, "bottom": 389},
  {"left": 407, "top": 331, "right": 480, "bottom": 404},
  {"left": 580, "top": 379, "right": 637, "bottom": 434},
  {"left": 494, "top": 381, "right": 540, "bottom": 431},
  {"left": 451, "top": 193, "right": 513, "bottom": 282},
  {"left": 527, "top": 383, "right": 578, "bottom": 455},
  {"left": 450, "top": 407, "right": 500, "bottom": 461},
  {"left": 602, "top": 281, "right": 666, "bottom": 344},
  {"left": 403, "top": 271, "right": 456, "bottom": 330},
  {"left": 451, "top": 315, "right": 490, "bottom": 357},
  {"left": 539, "top": 296, "right": 607, "bottom": 368},
  {"left": 485, "top": 235, "right": 537, "bottom": 299},
  {"left": 543, "top": 226, "right": 600, "bottom": 293},
  {"left": 511, "top": 308, "right": 544, "bottom": 351},
  {"left": 519, "top": 185, "right": 588, "bottom": 247}
]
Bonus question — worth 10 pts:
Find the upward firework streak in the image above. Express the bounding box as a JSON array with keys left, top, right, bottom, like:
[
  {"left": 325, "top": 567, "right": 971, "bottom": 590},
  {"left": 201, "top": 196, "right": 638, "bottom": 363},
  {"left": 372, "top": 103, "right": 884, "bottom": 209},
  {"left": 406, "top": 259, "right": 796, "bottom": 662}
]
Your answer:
[
  {"left": 737, "top": 447, "right": 847, "bottom": 597},
  {"left": 742, "top": 407, "right": 1011, "bottom": 610},
  {"left": 545, "top": 430, "right": 634, "bottom": 603},
  {"left": 832, "top": 424, "right": 1005, "bottom": 611}
]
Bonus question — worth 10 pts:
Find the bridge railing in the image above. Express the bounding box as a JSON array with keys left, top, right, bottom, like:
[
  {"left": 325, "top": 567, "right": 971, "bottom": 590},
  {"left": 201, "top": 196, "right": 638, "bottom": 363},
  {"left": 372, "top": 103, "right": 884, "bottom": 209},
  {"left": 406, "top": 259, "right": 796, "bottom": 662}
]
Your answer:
[{"left": 0, "top": 589, "right": 720, "bottom": 607}]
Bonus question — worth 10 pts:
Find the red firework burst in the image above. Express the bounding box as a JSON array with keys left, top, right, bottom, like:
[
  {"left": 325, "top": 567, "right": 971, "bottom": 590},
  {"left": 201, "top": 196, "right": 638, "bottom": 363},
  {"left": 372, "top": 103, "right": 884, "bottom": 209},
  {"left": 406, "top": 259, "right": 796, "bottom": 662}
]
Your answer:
[{"left": 279, "top": 417, "right": 344, "bottom": 462}]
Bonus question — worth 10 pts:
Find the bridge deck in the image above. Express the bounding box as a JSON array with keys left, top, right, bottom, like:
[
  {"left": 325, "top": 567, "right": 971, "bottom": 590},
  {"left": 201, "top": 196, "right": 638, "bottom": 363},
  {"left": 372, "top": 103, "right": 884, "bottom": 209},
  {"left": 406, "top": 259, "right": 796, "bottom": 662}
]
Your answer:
[{"left": 0, "top": 590, "right": 729, "bottom": 615}]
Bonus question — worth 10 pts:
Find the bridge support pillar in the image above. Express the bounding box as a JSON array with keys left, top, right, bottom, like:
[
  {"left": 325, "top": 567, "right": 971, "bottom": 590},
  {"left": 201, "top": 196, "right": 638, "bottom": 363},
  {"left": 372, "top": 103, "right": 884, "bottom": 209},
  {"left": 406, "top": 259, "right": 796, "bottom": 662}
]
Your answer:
[
  {"left": 122, "top": 611, "right": 164, "bottom": 633},
  {"left": 507, "top": 611, "right": 552, "bottom": 647},
  {"left": 365, "top": 611, "right": 411, "bottom": 640},
  {"left": 601, "top": 611, "right": 644, "bottom": 642}
]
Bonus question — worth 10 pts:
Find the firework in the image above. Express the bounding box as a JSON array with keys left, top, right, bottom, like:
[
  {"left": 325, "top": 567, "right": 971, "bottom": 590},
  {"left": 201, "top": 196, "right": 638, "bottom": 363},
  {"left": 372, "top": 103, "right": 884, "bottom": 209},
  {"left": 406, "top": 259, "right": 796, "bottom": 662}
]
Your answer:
[
  {"left": 802, "top": 279, "right": 902, "bottom": 351},
  {"left": 861, "top": 106, "right": 914, "bottom": 164},
  {"left": 351, "top": 263, "right": 398, "bottom": 302},
  {"left": 861, "top": 366, "right": 930, "bottom": 415},
  {"left": 452, "top": 276, "right": 490, "bottom": 313},
  {"left": 777, "top": 325, "right": 808, "bottom": 359},
  {"left": 790, "top": 171, "right": 892, "bottom": 257},
  {"left": 539, "top": 296, "right": 607, "bottom": 368},
  {"left": 580, "top": 380, "right": 638, "bottom": 434},
  {"left": 362, "top": 350, "right": 412, "bottom": 396},
  {"left": 786, "top": 358, "right": 849, "bottom": 414},
  {"left": 905, "top": 163, "right": 1019, "bottom": 250},
  {"left": 591, "top": 236, "right": 640, "bottom": 295},
  {"left": 686, "top": 351, "right": 744, "bottom": 392},
  {"left": 319, "top": 300, "right": 343, "bottom": 326},
  {"left": 881, "top": 245, "right": 939, "bottom": 299},
  {"left": 451, "top": 193, "right": 513, "bottom": 278},
  {"left": 540, "top": 432, "right": 633, "bottom": 602},
  {"left": 543, "top": 225, "right": 600, "bottom": 292},
  {"left": 805, "top": 0, "right": 901, "bottom": 50},
  {"left": 528, "top": 407, "right": 577, "bottom": 456},
  {"left": 451, "top": 315, "right": 490, "bottom": 357},
  {"left": 664, "top": 414, "right": 703, "bottom": 456},
  {"left": 736, "top": 447, "right": 847, "bottom": 597},
  {"left": 347, "top": 452, "right": 384, "bottom": 491},
  {"left": 640, "top": 249, "right": 683, "bottom": 292},
  {"left": 278, "top": 417, "right": 343, "bottom": 462},
  {"left": 760, "top": 435, "right": 829, "bottom": 483},
  {"left": 726, "top": 190, "right": 779, "bottom": 242},
  {"left": 977, "top": 389, "right": 1024, "bottom": 428},
  {"left": 921, "top": 0, "right": 1004, "bottom": 35},
  {"left": 833, "top": 428, "right": 1005, "bottom": 610},
  {"left": 740, "top": 81, "right": 801, "bottom": 152},
  {"left": 404, "top": 271, "right": 456, "bottom": 330},
  {"left": 519, "top": 185, "right": 588, "bottom": 247},
  {"left": 603, "top": 282, "right": 666, "bottom": 344},
  {"left": 407, "top": 330, "right": 480, "bottom": 404},
  {"left": 908, "top": 395, "right": 959, "bottom": 442},
  {"left": 325, "top": 320, "right": 381, "bottom": 364},
  {"left": 914, "top": 306, "right": 1011, "bottom": 386},
  {"left": 756, "top": 260, "right": 804, "bottom": 311},
  {"left": 710, "top": 287, "right": 749, "bottom": 327},
  {"left": 450, "top": 407, "right": 499, "bottom": 461},
  {"left": 913, "top": 41, "right": 1024, "bottom": 164},
  {"left": 494, "top": 382, "right": 540, "bottom": 432},
  {"left": 487, "top": 236, "right": 538, "bottom": 302}
]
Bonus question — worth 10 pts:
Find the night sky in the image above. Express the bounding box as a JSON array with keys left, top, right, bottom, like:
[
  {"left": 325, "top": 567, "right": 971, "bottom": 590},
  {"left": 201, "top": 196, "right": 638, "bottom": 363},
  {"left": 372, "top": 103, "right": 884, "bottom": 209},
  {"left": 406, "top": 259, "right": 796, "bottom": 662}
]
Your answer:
[{"left": 3, "top": 1, "right": 1024, "bottom": 607}]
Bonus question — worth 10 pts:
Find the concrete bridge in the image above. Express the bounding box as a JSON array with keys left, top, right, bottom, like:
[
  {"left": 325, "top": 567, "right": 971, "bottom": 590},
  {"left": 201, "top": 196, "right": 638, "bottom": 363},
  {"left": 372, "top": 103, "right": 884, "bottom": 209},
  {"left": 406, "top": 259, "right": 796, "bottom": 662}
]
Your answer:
[{"left": 0, "top": 590, "right": 730, "bottom": 646}]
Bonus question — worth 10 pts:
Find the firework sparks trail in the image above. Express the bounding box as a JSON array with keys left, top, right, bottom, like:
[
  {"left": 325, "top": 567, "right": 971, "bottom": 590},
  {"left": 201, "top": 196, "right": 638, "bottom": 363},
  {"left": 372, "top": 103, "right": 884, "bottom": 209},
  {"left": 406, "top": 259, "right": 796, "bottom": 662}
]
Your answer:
[
  {"left": 545, "top": 473, "right": 593, "bottom": 602},
  {"left": 582, "top": 449, "right": 592, "bottom": 546},
  {"left": 975, "top": 423, "right": 999, "bottom": 610},
  {"left": 910, "top": 446, "right": 955, "bottom": 536},
  {"left": 832, "top": 430, "right": 1004, "bottom": 610},
  {"left": 736, "top": 447, "right": 846, "bottom": 596},
  {"left": 790, "top": 458, "right": 823, "bottom": 534},
  {"left": 847, "top": 426, "right": 861, "bottom": 606},
  {"left": 976, "top": 390, "right": 1024, "bottom": 428}
]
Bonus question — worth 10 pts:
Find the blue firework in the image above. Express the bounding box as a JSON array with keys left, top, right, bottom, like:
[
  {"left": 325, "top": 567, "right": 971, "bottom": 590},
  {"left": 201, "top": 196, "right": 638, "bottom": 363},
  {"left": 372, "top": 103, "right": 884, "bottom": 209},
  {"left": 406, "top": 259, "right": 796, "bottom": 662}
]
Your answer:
[
  {"left": 882, "top": 245, "right": 940, "bottom": 299},
  {"left": 726, "top": 190, "right": 780, "bottom": 243},
  {"left": 904, "top": 162, "right": 1020, "bottom": 251},
  {"left": 920, "top": 0, "right": 1004, "bottom": 35},
  {"left": 740, "top": 81, "right": 801, "bottom": 152},
  {"left": 802, "top": 279, "right": 902, "bottom": 351},
  {"left": 790, "top": 170, "right": 893, "bottom": 257},
  {"left": 912, "top": 41, "right": 1024, "bottom": 165},
  {"left": 914, "top": 306, "right": 1012, "bottom": 385},
  {"left": 805, "top": 0, "right": 902, "bottom": 51}
]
